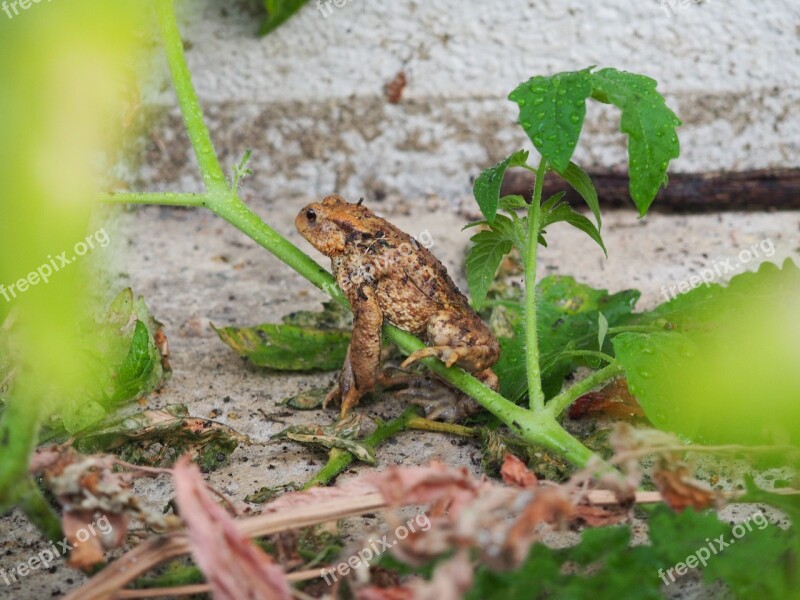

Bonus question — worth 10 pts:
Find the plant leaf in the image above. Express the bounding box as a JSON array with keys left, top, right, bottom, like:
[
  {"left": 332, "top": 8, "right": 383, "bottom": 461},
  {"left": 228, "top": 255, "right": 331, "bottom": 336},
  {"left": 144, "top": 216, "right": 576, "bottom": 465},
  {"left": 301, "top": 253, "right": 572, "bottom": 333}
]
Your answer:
[
  {"left": 473, "top": 150, "right": 529, "bottom": 223},
  {"left": 213, "top": 323, "right": 350, "bottom": 371},
  {"left": 538, "top": 276, "right": 639, "bottom": 398},
  {"left": 614, "top": 260, "right": 800, "bottom": 447},
  {"left": 598, "top": 312, "right": 609, "bottom": 350},
  {"left": 72, "top": 405, "right": 249, "bottom": 471},
  {"left": 508, "top": 70, "right": 593, "bottom": 172},
  {"left": 498, "top": 195, "right": 528, "bottom": 212},
  {"left": 590, "top": 68, "right": 681, "bottom": 214},
  {"left": 273, "top": 414, "right": 375, "bottom": 464},
  {"left": 489, "top": 276, "right": 639, "bottom": 402},
  {"left": 540, "top": 203, "right": 607, "bottom": 256},
  {"left": 557, "top": 161, "right": 601, "bottom": 228},
  {"left": 259, "top": 0, "right": 310, "bottom": 35},
  {"left": 465, "top": 219, "right": 516, "bottom": 310}
]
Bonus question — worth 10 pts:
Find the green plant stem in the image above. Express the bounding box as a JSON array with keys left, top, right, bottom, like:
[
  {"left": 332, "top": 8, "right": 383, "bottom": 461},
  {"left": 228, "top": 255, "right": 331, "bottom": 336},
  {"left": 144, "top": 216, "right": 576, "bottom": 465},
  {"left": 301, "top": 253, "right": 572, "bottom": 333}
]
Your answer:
[
  {"left": 155, "top": 0, "right": 227, "bottom": 193},
  {"left": 0, "top": 389, "right": 43, "bottom": 511},
  {"left": 544, "top": 361, "right": 624, "bottom": 419},
  {"left": 97, "top": 192, "right": 208, "bottom": 207},
  {"left": 18, "top": 479, "right": 63, "bottom": 543},
  {"left": 524, "top": 159, "right": 548, "bottom": 411},
  {"left": 303, "top": 408, "right": 420, "bottom": 488},
  {"left": 557, "top": 350, "right": 616, "bottom": 364},
  {"left": 136, "top": 0, "right": 601, "bottom": 469}
]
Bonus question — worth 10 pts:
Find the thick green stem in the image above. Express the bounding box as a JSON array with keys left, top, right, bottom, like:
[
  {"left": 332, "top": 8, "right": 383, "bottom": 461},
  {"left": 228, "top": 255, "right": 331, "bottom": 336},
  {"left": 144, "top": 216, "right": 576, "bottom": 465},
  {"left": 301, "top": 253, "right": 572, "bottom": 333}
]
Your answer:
[
  {"left": 303, "top": 407, "right": 420, "bottom": 488},
  {"left": 98, "top": 192, "right": 209, "bottom": 207},
  {"left": 155, "top": 0, "right": 227, "bottom": 192},
  {"left": 0, "top": 389, "right": 43, "bottom": 511},
  {"left": 18, "top": 479, "right": 63, "bottom": 543},
  {"left": 524, "top": 160, "right": 548, "bottom": 411},
  {"left": 544, "top": 361, "right": 624, "bottom": 418}
]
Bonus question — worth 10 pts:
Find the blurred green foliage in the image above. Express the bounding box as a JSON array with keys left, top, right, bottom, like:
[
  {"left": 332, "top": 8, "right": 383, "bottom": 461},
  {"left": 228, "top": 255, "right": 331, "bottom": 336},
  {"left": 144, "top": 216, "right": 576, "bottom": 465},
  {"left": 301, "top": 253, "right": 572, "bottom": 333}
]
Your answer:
[{"left": 0, "top": 0, "right": 153, "bottom": 510}]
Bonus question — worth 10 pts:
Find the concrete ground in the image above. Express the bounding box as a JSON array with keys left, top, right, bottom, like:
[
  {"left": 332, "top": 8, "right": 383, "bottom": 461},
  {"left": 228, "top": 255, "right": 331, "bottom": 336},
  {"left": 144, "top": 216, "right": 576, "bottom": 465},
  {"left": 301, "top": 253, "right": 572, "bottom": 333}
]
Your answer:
[{"left": 1, "top": 190, "right": 798, "bottom": 598}]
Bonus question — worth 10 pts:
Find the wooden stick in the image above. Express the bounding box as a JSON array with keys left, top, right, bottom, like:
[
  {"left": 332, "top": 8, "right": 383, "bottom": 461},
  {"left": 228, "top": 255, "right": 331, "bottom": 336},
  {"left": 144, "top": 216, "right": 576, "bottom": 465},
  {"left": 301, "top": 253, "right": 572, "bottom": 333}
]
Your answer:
[{"left": 500, "top": 168, "right": 800, "bottom": 212}]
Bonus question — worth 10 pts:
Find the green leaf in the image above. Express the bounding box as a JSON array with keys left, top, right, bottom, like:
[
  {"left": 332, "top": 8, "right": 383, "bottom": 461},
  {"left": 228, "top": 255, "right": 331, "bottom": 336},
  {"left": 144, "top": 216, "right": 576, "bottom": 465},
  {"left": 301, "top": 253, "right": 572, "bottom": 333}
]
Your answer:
[
  {"left": 473, "top": 150, "right": 529, "bottom": 223},
  {"left": 540, "top": 202, "right": 607, "bottom": 256},
  {"left": 590, "top": 68, "right": 681, "bottom": 214},
  {"left": 465, "top": 216, "right": 519, "bottom": 310},
  {"left": 614, "top": 260, "right": 800, "bottom": 446},
  {"left": 498, "top": 195, "right": 528, "bottom": 212},
  {"left": 494, "top": 323, "right": 527, "bottom": 402},
  {"left": 110, "top": 320, "right": 161, "bottom": 406},
  {"left": 273, "top": 413, "right": 376, "bottom": 464},
  {"left": 489, "top": 276, "right": 639, "bottom": 402},
  {"left": 508, "top": 70, "right": 593, "bottom": 172},
  {"left": 259, "top": 0, "right": 311, "bottom": 35},
  {"left": 537, "top": 276, "right": 639, "bottom": 398},
  {"left": 279, "top": 387, "right": 328, "bottom": 410},
  {"left": 598, "top": 312, "right": 609, "bottom": 349},
  {"left": 213, "top": 322, "right": 350, "bottom": 371},
  {"left": 557, "top": 161, "right": 601, "bottom": 228},
  {"left": 71, "top": 405, "right": 249, "bottom": 471}
]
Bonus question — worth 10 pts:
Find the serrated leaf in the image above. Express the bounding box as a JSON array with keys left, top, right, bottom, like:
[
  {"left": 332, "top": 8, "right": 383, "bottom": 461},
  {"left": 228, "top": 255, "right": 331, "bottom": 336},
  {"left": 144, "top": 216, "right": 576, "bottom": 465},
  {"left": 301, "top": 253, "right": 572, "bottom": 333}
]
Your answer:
[
  {"left": 498, "top": 195, "right": 528, "bottom": 211},
  {"left": 492, "top": 276, "right": 639, "bottom": 402},
  {"left": 540, "top": 203, "right": 607, "bottom": 256},
  {"left": 590, "top": 68, "right": 681, "bottom": 214},
  {"left": 508, "top": 70, "right": 593, "bottom": 172},
  {"left": 464, "top": 505, "right": 797, "bottom": 600},
  {"left": 614, "top": 260, "right": 800, "bottom": 446},
  {"left": 540, "top": 191, "right": 566, "bottom": 213},
  {"left": 466, "top": 217, "right": 518, "bottom": 310},
  {"left": 213, "top": 322, "right": 350, "bottom": 371},
  {"left": 538, "top": 276, "right": 639, "bottom": 398},
  {"left": 473, "top": 150, "right": 529, "bottom": 223},
  {"left": 558, "top": 161, "right": 601, "bottom": 228}
]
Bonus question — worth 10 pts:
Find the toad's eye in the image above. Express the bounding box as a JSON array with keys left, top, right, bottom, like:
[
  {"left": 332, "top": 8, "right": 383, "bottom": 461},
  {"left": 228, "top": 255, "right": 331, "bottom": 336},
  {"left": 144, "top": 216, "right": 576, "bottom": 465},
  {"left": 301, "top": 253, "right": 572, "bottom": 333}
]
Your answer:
[{"left": 306, "top": 209, "right": 317, "bottom": 223}]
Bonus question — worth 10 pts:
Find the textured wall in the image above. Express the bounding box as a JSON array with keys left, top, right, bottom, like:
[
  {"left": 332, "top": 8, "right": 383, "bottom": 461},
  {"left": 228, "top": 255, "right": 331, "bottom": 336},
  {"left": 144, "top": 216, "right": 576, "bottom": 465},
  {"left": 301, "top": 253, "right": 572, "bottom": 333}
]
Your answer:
[{"left": 140, "top": 0, "right": 800, "bottom": 203}]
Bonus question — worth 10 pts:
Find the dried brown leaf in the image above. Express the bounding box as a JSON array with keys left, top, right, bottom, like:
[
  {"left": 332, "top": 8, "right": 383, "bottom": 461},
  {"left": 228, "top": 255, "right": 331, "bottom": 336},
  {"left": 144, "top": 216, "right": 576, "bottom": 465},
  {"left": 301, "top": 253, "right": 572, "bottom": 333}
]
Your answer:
[
  {"left": 652, "top": 462, "right": 718, "bottom": 512},
  {"left": 367, "top": 461, "right": 482, "bottom": 514},
  {"left": 173, "top": 455, "right": 292, "bottom": 600},
  {"left": 568, "top": 378, "right": 644, "bottom": 420},
  {"left": 499, "top": 453, "right": 537, "bottom": 489}
]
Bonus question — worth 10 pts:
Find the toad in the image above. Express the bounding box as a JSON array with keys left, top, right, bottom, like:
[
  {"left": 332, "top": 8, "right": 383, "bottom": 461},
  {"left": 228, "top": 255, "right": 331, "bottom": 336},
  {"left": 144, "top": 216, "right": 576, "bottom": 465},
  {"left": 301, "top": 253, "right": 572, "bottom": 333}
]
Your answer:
[{"left": 296, "top": 195, "right": 500, "bottom": 416}]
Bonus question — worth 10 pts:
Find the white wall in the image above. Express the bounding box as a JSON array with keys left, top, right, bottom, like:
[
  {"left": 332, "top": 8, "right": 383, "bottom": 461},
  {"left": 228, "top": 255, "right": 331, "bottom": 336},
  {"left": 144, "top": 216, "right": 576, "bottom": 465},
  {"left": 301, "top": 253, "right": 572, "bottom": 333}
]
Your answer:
[{"left": 142, "top": 0, "right": 800, "bottom": 203}]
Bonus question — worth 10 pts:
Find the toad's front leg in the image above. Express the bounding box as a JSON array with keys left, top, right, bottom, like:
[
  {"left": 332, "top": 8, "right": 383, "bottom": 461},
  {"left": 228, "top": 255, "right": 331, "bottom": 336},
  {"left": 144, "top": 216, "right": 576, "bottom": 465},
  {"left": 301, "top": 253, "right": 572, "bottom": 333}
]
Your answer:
[{"left": 324, "top": 286, "right": 384, "bottom": 416}]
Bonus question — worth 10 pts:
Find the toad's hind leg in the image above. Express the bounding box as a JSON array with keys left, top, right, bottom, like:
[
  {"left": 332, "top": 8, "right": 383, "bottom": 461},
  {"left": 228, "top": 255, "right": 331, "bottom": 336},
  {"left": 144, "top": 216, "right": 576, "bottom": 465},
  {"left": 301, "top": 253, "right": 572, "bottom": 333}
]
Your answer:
[{"left": 401, "top": 310, "right": 499, "bottom": 386}]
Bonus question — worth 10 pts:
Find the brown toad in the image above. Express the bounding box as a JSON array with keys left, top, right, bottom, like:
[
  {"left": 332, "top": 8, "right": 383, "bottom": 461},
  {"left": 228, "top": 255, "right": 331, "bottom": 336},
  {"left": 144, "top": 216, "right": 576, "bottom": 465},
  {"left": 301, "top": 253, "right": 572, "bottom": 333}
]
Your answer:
[{"left": 296, "top": 195, "right": 499, "bottom": 416}]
